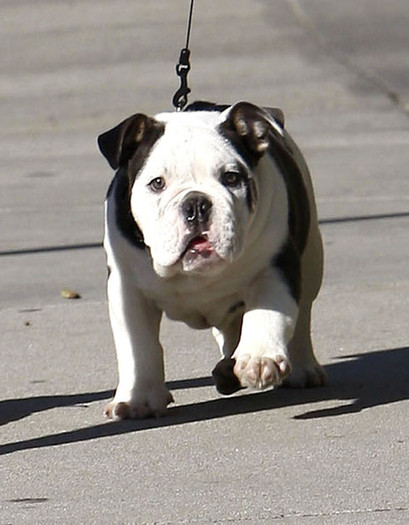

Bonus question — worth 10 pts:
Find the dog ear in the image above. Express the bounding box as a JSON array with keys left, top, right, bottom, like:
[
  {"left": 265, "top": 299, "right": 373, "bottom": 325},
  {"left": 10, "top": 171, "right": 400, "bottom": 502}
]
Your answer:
[
  {"left": 98, "top": 114, "right": 155, "bottom": 170},
  {"left": 221, "top": 102, "right": 285, "bottom": 162},
  {"left": 264, "top": 107, "right": 285, "bottom": 129}
]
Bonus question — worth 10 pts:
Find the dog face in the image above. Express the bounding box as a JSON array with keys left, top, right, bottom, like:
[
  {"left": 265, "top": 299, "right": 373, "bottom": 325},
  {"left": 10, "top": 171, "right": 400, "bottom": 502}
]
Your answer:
[
  {"left": 98, "top": 103, "right": 280, "bottom": 278},
  {"left": 130, "top": 110, "right": 258, "bottom": 277}
]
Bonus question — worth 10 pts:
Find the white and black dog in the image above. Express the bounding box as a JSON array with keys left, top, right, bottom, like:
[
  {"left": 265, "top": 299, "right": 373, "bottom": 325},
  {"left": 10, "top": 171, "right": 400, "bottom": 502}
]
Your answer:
[{"left": 98, "top": 101, "right": 326, "bottom": 420}]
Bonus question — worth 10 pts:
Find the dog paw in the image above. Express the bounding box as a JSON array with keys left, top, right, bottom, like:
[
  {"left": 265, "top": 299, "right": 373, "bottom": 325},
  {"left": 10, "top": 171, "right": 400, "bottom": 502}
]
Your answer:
[
  {"left": 233, "top": 354, "right": 291, "bottom": 389},
  {"left": 104, "top": 387, "right": 174, "bottom": 420},
  {"left": 283, "top": 361, "right": 327, "bottom": 388}
]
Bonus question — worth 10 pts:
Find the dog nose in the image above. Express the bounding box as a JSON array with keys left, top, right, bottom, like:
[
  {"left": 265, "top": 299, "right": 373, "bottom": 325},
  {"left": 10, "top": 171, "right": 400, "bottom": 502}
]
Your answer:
[{"left": 181, "top": 192, "right": 213, "bottom": 228}]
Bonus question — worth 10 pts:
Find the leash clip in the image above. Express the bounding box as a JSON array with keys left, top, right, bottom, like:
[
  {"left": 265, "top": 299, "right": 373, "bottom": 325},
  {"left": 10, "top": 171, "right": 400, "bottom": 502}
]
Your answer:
[{"left": 172, "top": 48, "right": 191, "bottom": 111}]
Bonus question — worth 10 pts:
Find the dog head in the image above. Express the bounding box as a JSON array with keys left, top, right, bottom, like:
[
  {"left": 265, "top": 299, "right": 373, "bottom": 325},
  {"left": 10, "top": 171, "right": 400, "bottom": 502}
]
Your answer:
[{"left": 98, "top": 102, "right": 284, "bottom": 278}]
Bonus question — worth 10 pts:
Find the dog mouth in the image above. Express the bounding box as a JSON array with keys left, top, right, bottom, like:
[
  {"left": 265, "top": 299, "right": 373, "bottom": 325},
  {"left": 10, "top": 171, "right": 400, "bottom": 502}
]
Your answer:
[
  {"left": 180, "top": 234, "right": 218, "bottom": 270},
  {"left": 180, "top": 232, "right": 221, "bottom": 273}
]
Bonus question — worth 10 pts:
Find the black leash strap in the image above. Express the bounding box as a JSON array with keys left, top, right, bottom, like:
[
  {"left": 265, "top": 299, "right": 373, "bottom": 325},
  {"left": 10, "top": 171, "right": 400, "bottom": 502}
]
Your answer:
[{"left": 172, "top": 0, "right": 195, "bottom": 111}]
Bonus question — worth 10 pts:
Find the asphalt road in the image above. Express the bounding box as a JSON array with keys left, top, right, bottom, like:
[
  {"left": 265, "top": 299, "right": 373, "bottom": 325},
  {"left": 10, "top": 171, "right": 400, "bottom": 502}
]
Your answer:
[{"left": 1, "top": 1, "right": 408, "bottom": 523}]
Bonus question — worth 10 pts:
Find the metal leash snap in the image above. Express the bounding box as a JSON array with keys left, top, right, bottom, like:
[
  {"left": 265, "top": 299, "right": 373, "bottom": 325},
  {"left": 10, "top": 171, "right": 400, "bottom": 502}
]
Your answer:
[
  {"left": 173, "top": 48, "right": 191, "bottom": 111},
  {"left": 172, "top": 0, "right": 195, "bottom": 111}
]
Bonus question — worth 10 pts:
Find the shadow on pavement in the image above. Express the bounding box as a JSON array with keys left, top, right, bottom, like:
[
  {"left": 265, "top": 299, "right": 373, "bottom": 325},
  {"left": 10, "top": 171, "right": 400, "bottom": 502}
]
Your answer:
[{"left": 1, "top": 347, "right": 407, "bottom": 456}]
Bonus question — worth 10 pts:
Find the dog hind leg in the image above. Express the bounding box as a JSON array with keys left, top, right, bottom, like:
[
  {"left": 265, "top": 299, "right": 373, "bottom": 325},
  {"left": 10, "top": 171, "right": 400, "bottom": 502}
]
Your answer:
[
  {"left": 284, "top": 214, "right": 326, "bottom": 388},
  {"left": 284, "top": 299, "right": 327, "bottom": 387}
]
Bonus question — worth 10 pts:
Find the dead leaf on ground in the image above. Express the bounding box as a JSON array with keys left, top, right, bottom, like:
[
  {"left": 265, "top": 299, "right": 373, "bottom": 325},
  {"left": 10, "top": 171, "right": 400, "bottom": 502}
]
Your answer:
[{"left": 60, "top": 288, "right": 81, "bottom": 299}]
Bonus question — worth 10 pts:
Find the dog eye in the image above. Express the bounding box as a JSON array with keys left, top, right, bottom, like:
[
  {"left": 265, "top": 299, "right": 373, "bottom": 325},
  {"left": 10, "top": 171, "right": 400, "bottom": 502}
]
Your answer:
[
  {"left": 221, "top": 171, "right": 243, "bottom": 188},
  {"left": 148, "top": 177, "right": 166, "bottom": 192}
]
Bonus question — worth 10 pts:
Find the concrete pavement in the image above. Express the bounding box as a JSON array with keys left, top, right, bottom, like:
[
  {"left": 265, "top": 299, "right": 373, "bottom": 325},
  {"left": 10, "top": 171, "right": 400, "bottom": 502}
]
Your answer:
[{"left": 1, "top": 1, "right": 408, "bottom": 523}]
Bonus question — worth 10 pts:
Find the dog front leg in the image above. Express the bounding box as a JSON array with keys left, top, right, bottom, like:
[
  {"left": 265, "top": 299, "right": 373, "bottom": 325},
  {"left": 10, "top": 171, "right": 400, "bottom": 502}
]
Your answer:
[
  {"left": 212, "top": 272, "right": 298, "bottom": 394},
  {"left": 233, "top": 272, "right": 298, "bottom": 390},
  {"left": 105, "top": 271, "right": 173, "bottom": 420}
]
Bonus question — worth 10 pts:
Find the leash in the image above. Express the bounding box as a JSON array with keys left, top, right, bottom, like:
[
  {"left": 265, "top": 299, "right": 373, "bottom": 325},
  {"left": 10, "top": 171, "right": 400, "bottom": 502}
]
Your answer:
[{"left": 172, "top": 0, "right": 195, "bottom": 111}]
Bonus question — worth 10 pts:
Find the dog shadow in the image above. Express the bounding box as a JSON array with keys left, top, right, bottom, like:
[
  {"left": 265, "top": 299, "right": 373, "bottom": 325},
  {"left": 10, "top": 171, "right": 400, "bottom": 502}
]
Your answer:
[{"left": 1, "top": 347, "right": 408, "bottom": 456}]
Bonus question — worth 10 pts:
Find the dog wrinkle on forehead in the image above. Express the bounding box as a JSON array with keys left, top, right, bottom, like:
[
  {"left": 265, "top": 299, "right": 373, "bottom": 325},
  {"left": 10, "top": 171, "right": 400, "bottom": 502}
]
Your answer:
[{"left": 149, "top": 125, "right": 234, "bottom": 180}]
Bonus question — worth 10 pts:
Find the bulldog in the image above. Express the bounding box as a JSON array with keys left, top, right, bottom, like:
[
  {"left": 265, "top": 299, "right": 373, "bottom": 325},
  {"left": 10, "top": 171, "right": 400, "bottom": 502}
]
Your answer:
[{"left": 97, "top": 101, "right": 326, "bottom": 420}]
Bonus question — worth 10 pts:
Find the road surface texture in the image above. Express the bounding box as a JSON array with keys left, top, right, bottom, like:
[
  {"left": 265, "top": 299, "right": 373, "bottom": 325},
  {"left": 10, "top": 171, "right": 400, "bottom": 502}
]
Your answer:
[{"left": 1, "top": 1, "right": 408, "bottom": 523}]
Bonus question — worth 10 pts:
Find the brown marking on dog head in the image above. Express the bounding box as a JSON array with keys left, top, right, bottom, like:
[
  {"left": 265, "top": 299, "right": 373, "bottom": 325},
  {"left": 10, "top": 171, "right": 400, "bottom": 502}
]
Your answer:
[
  {"left": 220, "top": 102, "right": 284, "bottom": 164},
  {"left": 98, "top": 114, "right": 165, "bottom": 170}
]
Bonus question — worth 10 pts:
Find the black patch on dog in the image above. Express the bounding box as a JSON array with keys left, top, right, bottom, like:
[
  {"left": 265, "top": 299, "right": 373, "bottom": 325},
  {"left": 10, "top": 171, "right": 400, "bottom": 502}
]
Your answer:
[
  {"left": 228, "top": 300, "right": 245, "bottom": 315},
  {"left": 185, "top": 101, "right": 230, "bottom": 113},
  {"left": 212, "top": 358, "right": 243, "bottom": 395},
  {"left": 107, "top": 170, "right": 146, "bottom": 249},
  {"left": 219, "top": 102, "right": 282, "bottom": 170},
  {"left": 98, "top": 114, "right": 164, "bottom": 171},
  {"left": 268, "top": 135, "right": 310, "bottom": 256},
  {"left": 126, "top": 121, "right": 165, "bottom": 188},
  {"left": 268, "top": 131, "right": 311, "bottom": 303},
  {"left": 187, "top": 101, "right": 260, "bottom": 167},
  {"left": 244, "top": 175, "right": 258, "bottom": 212},
  {"left": 273, "top": 239, "right": 301, "bottom": 302},
  {"left": 103, "top": 118, "right": 165, "bottom": 250},
  {"left": 220, "top": 125, "right": 260, "bottom": 169}
]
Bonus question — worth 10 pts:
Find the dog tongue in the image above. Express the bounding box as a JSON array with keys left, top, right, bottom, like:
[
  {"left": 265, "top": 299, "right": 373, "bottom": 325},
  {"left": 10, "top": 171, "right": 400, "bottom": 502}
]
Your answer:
[{"left": 187, "top": 237, "right": 213, "bottom": 257}]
